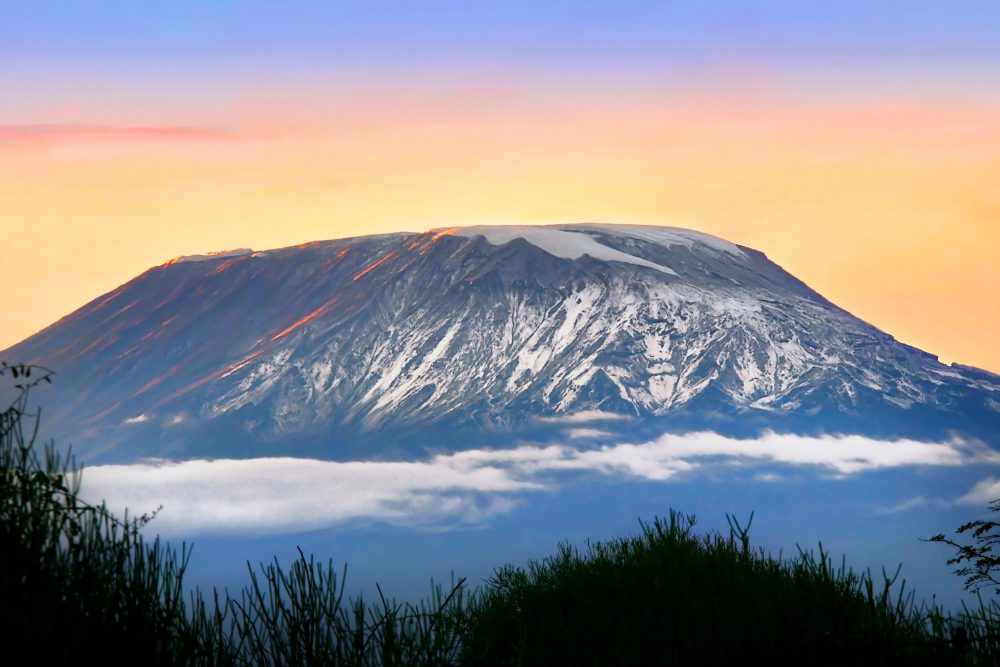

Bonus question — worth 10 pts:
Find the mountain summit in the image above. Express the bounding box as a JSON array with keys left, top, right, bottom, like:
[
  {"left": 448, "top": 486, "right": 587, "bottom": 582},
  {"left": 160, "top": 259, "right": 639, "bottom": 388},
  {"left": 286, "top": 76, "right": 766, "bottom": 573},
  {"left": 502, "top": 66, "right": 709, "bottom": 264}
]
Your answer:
[{"left": 5, "top": 224, "right": 998, "bottom": 462}]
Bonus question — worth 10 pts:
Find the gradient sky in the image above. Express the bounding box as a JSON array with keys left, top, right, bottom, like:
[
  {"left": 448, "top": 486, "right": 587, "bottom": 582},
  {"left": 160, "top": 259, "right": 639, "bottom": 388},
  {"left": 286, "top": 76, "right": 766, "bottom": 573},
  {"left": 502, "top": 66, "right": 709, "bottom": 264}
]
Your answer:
[{"left": 2, "top": 1, "right": 999, "bottom": 371}]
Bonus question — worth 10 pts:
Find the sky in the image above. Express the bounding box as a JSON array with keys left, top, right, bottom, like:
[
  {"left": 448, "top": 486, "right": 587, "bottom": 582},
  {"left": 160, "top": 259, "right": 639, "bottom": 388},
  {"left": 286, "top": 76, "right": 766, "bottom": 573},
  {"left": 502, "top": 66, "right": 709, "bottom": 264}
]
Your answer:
[{"left": 2, "top": 1, "right": 999, "bottom": 372}]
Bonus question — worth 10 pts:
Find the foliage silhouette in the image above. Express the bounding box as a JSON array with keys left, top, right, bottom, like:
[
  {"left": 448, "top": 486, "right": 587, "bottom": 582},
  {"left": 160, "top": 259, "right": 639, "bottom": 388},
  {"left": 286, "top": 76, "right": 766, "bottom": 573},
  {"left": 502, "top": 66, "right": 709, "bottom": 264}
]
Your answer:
[{"left": 929, "top": 498, "right": 1000, "bottom": 594}]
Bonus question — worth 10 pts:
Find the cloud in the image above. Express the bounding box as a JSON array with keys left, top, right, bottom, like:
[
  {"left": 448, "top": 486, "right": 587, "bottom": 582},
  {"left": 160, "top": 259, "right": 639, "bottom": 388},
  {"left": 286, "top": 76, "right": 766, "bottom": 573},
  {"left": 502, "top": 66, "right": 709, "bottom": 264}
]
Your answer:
[
  {"left": 80, "top": 456, "right": 540, "bottom": 536},
  {"left": 610, "top": 431, "right": 983, "bottom": 475},
  {"left": 873, "top": 496, "right": 929, "bottom": 515},
  {"left": 535, "top": 410, "right": 631, "bottom": 424},
  {"left": 566, "top": 428, "right": 614, "bottom": 439},
  {"left": 959, "top": 477, "right": 1000, "bottom": 506},
  {"left": 0, "top": 124, "right": 230, "bottom": 144},
  {"left": 122, "top": 414, "right": 149, "bottom": 425},
  {"left": 78, "top": 431, "right": 993, "bottom": 536}
]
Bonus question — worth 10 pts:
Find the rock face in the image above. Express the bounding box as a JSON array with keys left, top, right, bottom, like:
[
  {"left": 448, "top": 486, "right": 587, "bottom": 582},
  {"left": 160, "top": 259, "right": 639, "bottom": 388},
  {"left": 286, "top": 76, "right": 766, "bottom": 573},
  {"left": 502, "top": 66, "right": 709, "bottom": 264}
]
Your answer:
[{"left": 4, "top": 224, "right": 999, "bottom": 462}]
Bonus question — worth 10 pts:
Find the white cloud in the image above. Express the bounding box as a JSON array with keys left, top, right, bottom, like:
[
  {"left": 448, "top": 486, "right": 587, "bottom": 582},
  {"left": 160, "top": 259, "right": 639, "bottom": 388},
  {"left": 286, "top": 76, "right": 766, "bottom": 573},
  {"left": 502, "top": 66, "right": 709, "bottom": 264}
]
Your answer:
[
  {"left": 612, "top": 431, "right": 976, "bottom": 475},
  {"left": 535, "top": 410, "right": 631, "bottom": 424},
  {"left": 566, "top": 428, "right": 614, "bottom": 439},
  {"left": 959, "top": 477, "right": 1000, "bottom": 506},
  {"left": 122, "top": 414, "right": 149, "bottom": 425},
  {"left": 874, "top": 496, "right": 929, "bottom": 515},
  {"left": 81, "top": 456, "right": 539, "bottom": 536},
  {"left": 79, "top": 431, "right": 993, "bottom": 536}
]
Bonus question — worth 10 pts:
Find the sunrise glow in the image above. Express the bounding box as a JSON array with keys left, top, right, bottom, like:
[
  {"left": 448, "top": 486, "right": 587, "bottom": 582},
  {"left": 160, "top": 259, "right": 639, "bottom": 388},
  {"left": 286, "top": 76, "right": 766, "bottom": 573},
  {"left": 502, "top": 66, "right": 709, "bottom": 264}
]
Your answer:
[{"left": 3, "top": 2, "right": 999, "bottom": 371}]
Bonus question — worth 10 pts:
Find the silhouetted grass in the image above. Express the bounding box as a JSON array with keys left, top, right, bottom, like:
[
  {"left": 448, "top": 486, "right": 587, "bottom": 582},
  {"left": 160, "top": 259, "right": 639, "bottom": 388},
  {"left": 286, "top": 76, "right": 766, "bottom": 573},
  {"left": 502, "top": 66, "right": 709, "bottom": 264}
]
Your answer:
[
  {"left": 0, "top": 363, "right": 203, "bottom": 664},
  {"left": 217, "top": 552, "right": 468, "bottom": 666},
  {"left": 4, "top": 361, "right": 1000, "bottom": 665}
]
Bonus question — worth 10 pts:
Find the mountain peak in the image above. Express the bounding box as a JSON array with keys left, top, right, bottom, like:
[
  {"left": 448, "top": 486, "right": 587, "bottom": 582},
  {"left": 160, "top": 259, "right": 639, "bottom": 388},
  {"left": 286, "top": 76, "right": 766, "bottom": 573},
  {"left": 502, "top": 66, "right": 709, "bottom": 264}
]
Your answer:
[{"left": 5, "top": 222, "right": 999, "bottom": 462}]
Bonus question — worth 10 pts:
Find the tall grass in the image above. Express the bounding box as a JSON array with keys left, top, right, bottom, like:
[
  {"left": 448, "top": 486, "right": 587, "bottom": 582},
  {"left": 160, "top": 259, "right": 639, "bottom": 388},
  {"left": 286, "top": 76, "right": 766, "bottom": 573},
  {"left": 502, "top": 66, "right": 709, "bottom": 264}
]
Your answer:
[
  {"left": 220, "top": 554, "right": 467, "bottom": 665},
  {"left": 0, "top": 363, "right": 202, "bottom": 663},
  {"left": 4, "top": 361, "right": 1000, "bottom": 665}
]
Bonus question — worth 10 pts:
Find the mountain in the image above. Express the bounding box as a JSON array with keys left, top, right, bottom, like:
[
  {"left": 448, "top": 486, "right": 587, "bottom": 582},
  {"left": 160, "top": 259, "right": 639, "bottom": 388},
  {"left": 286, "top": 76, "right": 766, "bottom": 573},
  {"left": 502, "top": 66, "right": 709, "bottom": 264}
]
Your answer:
[{"left": 4, "top": 224, "right": 999, "bottom": 462}]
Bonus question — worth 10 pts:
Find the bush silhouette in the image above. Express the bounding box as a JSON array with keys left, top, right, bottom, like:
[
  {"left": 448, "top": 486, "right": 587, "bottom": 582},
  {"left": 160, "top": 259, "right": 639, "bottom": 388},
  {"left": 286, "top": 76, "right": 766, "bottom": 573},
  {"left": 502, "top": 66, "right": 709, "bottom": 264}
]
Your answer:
[
  {"left": 929, "top": 499, "right": 1000, "bottom": 595},
  {"left": 461, "top": 511, "right": 987, "bottom": 666}
]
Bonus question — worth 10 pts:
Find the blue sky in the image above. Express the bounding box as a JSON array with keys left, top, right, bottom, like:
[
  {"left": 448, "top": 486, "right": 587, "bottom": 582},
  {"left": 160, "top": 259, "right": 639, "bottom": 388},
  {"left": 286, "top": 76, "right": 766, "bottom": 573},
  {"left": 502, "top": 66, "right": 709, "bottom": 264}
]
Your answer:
[{"left": 5, "top": 1, "right": 999, "bottom": 88}]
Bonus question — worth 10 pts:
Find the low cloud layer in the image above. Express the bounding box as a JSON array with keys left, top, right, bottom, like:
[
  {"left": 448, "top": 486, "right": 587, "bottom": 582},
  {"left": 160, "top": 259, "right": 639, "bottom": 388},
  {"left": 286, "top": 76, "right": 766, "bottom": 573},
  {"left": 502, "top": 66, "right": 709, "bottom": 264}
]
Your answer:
[
  {"left": 79, "top": 431, "right": 997, "bottom": 536},
  {"left": 81, "top": 456, "right": 537, "bottom": 536}
]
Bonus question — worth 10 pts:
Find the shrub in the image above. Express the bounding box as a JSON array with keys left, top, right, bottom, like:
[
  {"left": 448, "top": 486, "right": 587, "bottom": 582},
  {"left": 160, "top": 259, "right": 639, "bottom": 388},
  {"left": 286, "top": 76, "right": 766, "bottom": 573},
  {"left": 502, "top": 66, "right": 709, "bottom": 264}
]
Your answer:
[{"left": 460, "top": 510, "right": 989, "bottom": 665}]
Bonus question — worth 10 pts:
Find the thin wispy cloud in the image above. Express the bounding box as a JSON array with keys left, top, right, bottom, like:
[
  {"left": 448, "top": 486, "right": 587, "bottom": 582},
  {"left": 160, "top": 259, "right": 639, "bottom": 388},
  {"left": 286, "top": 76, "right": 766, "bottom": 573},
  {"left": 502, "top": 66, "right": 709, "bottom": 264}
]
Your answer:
[
  {"left": 959, "top": 477, "right": 1000, "bottom": 506},
  {"left": 535, "top": 410, "right": 631, "bottom": 424},
  {"left": 0, "top": 123, "right": 231, "bottom": 144},
  {"left": 79, "top": 431, "right": 996, "bottom": 536},
  {"left": 566, "top": 428, "right": 614, "bottom": 439},
  {"left": 873, "top": 496, "right": 929, "bottom": 515}
]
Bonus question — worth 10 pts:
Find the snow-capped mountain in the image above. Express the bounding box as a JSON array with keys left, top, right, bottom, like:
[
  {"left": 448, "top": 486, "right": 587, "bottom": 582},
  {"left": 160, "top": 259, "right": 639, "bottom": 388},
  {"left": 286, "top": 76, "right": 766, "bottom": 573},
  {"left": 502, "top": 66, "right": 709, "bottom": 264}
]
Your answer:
[{"left": 4, "top": 224, "right": 999, "bottom": 462}]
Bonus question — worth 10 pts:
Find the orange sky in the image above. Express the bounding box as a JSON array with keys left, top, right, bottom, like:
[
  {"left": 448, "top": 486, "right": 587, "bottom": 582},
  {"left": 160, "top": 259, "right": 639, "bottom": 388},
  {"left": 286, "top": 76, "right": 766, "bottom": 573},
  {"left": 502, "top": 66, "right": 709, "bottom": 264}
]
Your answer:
[{"left": 2, "top": 89, "right": 998, "bottom": 372}]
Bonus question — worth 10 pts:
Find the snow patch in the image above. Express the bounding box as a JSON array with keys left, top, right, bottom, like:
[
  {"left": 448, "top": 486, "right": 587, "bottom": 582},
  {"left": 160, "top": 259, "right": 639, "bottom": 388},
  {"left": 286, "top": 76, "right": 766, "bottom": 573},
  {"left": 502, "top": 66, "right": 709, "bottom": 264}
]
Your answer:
[
  {"left": 558, "top": 223, "right": 745, "bottom": 256},
  {"left": 647, "top": 374, "right": 678, "bottom": 404},
  {"left": 210, "top": 350, "right": 292, "bottom": 416},
  {"left": 453, "top": 226, "right": 677, "bottom": 275},
  {"left": 166, "top": 249, "right": 253, "bottom": 264}
]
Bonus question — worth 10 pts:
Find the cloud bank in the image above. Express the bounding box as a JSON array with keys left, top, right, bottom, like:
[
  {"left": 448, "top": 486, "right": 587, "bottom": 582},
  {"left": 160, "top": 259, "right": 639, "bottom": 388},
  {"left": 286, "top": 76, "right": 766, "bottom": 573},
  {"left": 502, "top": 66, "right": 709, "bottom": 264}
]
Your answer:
[{"left": 79, "top": 431, "right": 997, "bottom": 536}]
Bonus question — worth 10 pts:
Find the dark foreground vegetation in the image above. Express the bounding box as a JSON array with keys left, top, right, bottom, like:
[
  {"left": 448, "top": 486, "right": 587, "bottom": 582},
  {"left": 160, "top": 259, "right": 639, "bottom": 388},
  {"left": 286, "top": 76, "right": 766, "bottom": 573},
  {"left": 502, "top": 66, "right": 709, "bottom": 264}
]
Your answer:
[{"left": 3, "top": 362, "right": 1000, "bottom": 665}]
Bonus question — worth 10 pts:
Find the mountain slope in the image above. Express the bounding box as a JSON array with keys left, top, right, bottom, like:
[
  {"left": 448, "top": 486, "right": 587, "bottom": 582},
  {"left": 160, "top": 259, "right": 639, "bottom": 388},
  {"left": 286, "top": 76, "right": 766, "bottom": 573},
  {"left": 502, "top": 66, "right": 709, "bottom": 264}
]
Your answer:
[{"left": 4, "top": 224, "right": 999, "bottom": 462}]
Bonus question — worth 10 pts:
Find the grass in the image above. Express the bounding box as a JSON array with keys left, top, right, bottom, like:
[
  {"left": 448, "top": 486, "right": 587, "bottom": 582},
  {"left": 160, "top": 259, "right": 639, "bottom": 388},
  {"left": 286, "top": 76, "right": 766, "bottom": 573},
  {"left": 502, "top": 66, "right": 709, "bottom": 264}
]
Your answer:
[
  {"left": 1, "top": 363, "right": 205, "bottom": 664},
  {"left": 462, "top": 512, "right": 1000, "bottom": 665},
  {"left": 4, "top": 361, "right": 1000, "bottom": 665}
]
